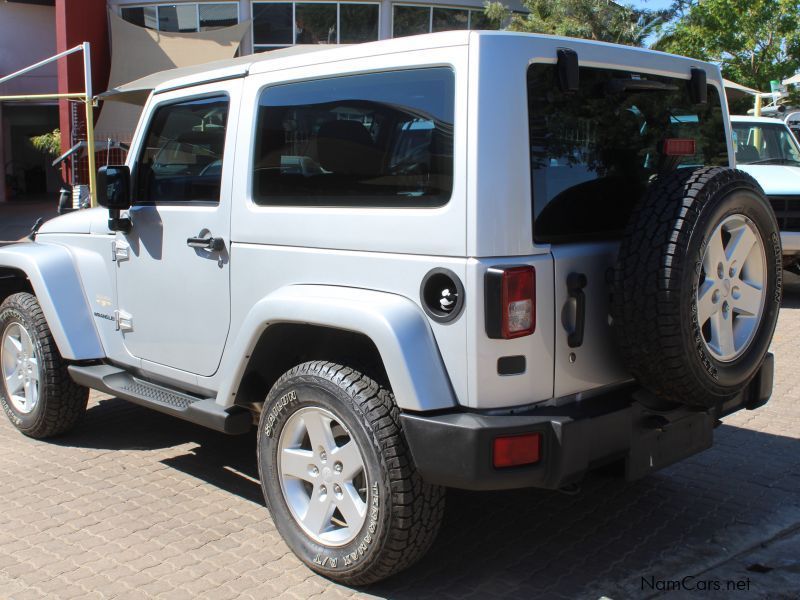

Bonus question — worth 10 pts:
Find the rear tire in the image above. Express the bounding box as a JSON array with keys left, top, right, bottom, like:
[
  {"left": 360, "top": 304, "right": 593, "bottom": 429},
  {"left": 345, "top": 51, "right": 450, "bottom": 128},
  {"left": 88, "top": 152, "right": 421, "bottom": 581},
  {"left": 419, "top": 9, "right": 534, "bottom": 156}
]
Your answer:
[
  {"left": 0, "top": 292, "right": 88, "bottom": 438},
  {"left": 612, "top": 168, "right": 782, "bottom": 408},
  {"left": 257, "top": 361, "right": 445, "bottom": 585}
]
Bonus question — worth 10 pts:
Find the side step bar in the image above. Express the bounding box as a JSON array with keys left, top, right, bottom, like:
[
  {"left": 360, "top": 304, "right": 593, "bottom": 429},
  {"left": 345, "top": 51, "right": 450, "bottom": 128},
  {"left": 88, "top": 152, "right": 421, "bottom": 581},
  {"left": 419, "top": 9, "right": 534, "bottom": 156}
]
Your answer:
[{"left": 68, "top": 364, "right": 251, "bottom": 434}]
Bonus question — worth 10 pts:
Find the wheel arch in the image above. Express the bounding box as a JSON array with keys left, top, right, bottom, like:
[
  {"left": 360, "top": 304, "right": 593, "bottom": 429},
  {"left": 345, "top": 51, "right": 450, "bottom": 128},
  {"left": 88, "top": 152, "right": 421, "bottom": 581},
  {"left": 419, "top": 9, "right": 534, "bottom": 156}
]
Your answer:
[
  {"left": 217, "top": 285, "right": 458, "bottom": 412},
  {"left": 0, "top": 244, "right": 104, "bottom": 360},
  {"left": 0, "top": 266, "right": 33, "bottom": 302}
]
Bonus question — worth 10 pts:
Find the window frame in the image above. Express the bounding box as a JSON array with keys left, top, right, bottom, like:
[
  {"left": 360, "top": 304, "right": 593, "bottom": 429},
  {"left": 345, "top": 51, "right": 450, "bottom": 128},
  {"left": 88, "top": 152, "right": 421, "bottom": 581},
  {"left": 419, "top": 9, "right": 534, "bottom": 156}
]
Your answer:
[
  {"left": 249, "top": 65, "right": 457, "bottom": 209},
  {"left": 251, "top": 1, "right": 382, "bottom": 51},
  {"left": 390, "top": 3, "right": 494, "bottom": 37},
  {"left": 133, "top": 92, "right": 232, "bottom": 206},
  {"left": 120, "top": 2, "right": 241, "bottom": 33}
]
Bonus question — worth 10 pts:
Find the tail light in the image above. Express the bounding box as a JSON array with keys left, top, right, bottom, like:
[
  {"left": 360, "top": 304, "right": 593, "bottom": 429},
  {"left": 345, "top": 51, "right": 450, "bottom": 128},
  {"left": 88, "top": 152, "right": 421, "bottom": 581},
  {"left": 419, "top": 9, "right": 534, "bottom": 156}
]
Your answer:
[
  {"left": 663, "top": 138, "right": 696, "bottom": 156},
  {"left": 493, "top": 433, "right": 542, "bottom": 468},
  {"left": 485, "top": 266, "right": 536, "bottom": 339}
]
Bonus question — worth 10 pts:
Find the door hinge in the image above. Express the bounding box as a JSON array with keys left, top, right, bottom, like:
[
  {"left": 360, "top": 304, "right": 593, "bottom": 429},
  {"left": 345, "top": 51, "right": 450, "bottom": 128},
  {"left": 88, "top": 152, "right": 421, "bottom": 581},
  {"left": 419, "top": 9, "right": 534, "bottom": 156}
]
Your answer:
[
  {"left": 115, "top": 309, "right": 133, "bottom": 332},
  {"left": 112, "top": 240, "right": 130, "bottom": 262}
]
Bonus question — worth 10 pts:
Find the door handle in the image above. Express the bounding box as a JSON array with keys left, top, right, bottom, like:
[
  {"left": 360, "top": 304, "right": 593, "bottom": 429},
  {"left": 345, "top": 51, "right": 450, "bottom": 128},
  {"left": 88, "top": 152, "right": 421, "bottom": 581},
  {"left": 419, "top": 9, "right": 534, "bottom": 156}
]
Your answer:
[
  {"left": 566, "top": 272, "right": 587, "bottom": 348},
  {"left": 187, "top": 236, "right": 225, "bottom": 251}
]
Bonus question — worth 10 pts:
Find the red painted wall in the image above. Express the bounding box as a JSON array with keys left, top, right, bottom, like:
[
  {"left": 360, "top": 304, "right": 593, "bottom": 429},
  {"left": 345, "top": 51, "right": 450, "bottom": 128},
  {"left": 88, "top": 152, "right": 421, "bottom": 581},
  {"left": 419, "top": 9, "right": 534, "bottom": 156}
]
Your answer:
[{"left": 55, "top": 0, "right": 110, "bottom": 182}]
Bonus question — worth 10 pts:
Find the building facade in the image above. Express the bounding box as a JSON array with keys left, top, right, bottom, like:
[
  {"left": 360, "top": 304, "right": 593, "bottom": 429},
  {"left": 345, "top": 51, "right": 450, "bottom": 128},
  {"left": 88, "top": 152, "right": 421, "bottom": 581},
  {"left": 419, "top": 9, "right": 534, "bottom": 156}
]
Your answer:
[
  {"left": 108, "top": 0, "right": 524, "bottom": 55},
  {"left": 0, "top": 0, "right": 60, "bottom": 203}
]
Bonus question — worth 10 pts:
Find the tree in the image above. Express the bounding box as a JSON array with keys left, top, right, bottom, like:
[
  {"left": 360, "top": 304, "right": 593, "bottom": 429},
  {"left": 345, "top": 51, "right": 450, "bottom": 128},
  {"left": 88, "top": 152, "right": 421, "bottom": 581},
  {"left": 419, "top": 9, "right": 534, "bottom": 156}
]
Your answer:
[
  {"left": 653, "top": 0, "right": 800, "bottom": 91},
  {"left": 30, "top": 129, "right": 61, "bottom": 157},
  {"left": 485, "top": 0, "right": 670, "bottom": 47}
]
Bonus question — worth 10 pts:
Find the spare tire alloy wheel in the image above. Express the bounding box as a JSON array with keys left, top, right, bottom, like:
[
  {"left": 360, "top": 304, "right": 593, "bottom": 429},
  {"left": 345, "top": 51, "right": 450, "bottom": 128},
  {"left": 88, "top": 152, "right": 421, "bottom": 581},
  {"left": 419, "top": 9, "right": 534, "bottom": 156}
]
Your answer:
[
  {"left": 612, "top": 168, "right": 782, "bottom": 408},
  {"left": 696, "top": 214, "right": 767, "bottom": 362},
  {"left": 258, "top": 361, "right": 445, "bottom": 585}
]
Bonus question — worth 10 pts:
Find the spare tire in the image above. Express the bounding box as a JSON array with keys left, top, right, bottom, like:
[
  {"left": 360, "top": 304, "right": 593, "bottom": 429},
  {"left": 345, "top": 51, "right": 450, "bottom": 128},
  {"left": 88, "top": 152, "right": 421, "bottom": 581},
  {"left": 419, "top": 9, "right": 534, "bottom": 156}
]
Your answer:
[{"left": 612, "top": 167, "right": 782, "bottom": 408}]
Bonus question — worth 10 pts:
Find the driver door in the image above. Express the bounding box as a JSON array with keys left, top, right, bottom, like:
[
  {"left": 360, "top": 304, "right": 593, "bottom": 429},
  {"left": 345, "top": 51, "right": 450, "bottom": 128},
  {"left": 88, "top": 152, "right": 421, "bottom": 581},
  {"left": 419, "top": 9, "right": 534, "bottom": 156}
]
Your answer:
[{"left": 115, "top": 81, "right": 241, "bottom": 377}]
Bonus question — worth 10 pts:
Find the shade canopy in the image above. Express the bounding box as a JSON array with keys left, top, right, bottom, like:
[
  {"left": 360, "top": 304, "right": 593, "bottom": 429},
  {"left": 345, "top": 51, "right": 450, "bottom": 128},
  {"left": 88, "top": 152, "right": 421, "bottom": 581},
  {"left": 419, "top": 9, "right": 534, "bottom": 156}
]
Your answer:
[
  {"left": 784, "top": 73, "right": 800, "bottom": 86},
  {"left": 94, "top": 11, "right": 251, "bottom": 142},
  {"left": 723, "top": 78, "right": 760, "bottom": 100}
]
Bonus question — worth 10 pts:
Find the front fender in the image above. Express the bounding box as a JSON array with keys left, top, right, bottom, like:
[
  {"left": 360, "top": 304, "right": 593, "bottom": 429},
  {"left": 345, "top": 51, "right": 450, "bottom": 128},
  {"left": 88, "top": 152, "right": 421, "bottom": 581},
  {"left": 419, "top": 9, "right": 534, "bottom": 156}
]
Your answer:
[
  {"left": 0, "top": 243, "right": 104, "bottom": 360},
  {"left": 217, "top": 285, "right": 457, "bottom": 412}
]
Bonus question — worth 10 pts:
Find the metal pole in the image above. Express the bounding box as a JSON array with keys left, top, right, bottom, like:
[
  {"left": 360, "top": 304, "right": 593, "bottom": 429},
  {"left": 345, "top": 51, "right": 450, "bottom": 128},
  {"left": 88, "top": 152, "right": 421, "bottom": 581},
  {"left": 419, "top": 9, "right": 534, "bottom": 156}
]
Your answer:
[
  {"left": 0, "top": 44, "right": 83, "bottom": 87},
  {"left": 0, "top": 93, "right": 85, "bottom": 101},
  {"left": 82, "top": 42, "right": 98, "bottom": 208}
]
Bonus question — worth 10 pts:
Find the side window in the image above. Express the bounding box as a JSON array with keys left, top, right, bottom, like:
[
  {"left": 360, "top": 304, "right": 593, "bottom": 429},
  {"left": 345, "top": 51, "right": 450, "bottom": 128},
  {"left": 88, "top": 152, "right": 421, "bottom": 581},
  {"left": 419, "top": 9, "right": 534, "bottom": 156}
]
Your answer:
[
  {"left": 252, "top": 68, "right": 455, "bottom": 207},
  {"left": 135, "top": 96, "right": 229, "bottom": 204}
]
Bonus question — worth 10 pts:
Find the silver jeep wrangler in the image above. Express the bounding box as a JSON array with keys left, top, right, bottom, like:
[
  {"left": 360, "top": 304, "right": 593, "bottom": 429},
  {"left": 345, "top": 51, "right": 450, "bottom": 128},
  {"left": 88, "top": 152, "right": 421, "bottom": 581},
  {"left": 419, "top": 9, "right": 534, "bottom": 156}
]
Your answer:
[{"left": 0, "top": 32, "right": 781, "bottom": 584}]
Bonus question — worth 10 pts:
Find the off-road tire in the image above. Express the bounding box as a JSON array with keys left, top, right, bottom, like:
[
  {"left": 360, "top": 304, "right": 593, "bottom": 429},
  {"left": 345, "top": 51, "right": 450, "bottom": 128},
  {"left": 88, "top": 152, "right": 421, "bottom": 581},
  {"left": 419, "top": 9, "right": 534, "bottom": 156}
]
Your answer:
[
  {"left": 612, "top": 168, "right": 782, "bottom": 408},
  {"left": 0, "top": 293, "right": 89, "bottom": 438},
  {"left": 257, "top": 361, "right": 445, "bottom": 585}
]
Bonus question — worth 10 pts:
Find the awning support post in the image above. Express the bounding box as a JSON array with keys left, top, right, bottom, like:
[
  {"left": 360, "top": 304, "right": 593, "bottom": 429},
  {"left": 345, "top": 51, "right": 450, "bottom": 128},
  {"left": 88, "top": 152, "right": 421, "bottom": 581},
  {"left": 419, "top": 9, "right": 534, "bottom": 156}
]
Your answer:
[
  {"left": 0, "top": 43, "right": 97, "bottom": 207},
  {"left": 82, "top": 42, "right": 97, "bottom": 208}
]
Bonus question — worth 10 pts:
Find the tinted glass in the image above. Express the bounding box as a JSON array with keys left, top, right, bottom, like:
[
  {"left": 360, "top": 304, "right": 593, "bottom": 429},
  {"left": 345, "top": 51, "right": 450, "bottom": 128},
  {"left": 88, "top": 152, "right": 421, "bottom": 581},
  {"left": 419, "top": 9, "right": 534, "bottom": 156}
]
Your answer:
[
  {"left": 253, "top": 3, "right": 293, "bottom": 45},
  {"left": 136, "top": 97, "right": 229, "bottom": 204},
  {"left": 469, "top": 9, "right": 496, "bottom": 30},
  {"left": 253, "top": 68, "right": 455, "bottom": 207},
  {"left": 732, "top": 122, "right": 800, "bottom": 166},
  {"left": 393, "top": 6, "right": 430, "bottom": 37},
  {"left": 295, "top": 3, "right": 337, "bottom": 43},
  {"left": 158, "top": 4, "right": 199, "bottom": 32},
  {"left": 121, "top": 6, "right": 158, "bottom": 29},
  {"left": 432, "top": 8, "right": 468, "bottom": 32},
  {"left": 199, "top": 3, "right": 239, "bottom": 30},
  {"left": 528, "top": 64, "right": 727, "bottom": 242},
  {"left": 253, "top": 45, "right": 290, "bottom": 52},
  {"left": 340, "top": 4, "right": 379, "bottom": 43}
]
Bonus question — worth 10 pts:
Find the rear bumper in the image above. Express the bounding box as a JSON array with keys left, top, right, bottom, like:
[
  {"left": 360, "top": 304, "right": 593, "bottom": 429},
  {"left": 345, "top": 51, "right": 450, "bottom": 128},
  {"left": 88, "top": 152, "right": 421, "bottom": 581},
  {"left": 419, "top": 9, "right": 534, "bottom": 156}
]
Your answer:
[{"left": 401, "top": 354, "right": 773, "bottom": 491}]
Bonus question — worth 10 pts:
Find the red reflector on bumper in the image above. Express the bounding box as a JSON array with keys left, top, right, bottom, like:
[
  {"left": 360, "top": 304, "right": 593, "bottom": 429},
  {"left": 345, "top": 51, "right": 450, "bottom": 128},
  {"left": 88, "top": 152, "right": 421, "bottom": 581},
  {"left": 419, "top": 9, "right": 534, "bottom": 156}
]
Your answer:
[{"left": 493, "top": 433, "right": 542, "bottom": 468}]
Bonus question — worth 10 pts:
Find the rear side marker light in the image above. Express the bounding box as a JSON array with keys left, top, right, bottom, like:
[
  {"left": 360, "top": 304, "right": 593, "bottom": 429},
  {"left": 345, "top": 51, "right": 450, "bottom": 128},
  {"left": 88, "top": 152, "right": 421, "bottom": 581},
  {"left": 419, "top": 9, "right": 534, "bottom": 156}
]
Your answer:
[
  {"left": 485, "top": 266, "right": 536, "bottom": 339},
  {"left": 493, "top": 433, "right": 542, "bottom": 468},
  {"left": 663, "top": 138, "right": 696, "bottom": 156}
]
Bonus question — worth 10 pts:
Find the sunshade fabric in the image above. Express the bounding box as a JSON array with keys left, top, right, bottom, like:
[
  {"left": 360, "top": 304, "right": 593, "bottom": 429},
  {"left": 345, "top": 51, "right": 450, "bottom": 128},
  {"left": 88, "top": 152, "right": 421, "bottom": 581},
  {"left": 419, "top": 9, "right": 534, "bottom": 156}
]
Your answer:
[
  {"left": 784, "top": 73, "right": 800, "bottom": 86},
  {"left": 94, "top": 11, "right": 250, "bottom": 142},
  {"left": 723, "top": 78, "right": 760, "bottom": 100}
]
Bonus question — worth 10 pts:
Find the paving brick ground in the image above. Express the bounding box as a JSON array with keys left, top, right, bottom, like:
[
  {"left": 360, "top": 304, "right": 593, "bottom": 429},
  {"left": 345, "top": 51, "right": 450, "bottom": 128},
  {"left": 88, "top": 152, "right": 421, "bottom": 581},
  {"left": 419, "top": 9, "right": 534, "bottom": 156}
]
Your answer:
[{"left": 0, "top": 202, "right": 799, "bottom": 598}]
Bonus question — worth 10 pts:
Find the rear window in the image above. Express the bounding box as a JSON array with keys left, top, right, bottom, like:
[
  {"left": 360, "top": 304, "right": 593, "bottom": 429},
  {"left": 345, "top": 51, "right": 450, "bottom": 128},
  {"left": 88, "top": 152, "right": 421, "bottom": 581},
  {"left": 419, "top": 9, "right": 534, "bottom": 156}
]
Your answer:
[
  {"left": 528, "top": 64, "right": 728, "bottom": 243},
  {"left": 252, "top": 67, "right": 455, "bottom": 207}
]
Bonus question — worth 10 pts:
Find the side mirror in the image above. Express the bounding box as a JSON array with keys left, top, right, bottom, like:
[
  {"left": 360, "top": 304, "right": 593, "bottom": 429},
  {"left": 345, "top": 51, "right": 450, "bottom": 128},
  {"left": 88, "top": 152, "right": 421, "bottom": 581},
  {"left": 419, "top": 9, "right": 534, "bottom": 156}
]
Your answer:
[
  {"left": 97, "top": 165, "right": 131, "bottom": 210},
  {"left": 97, "top": 165, "right": 132, "bottom": 233}
]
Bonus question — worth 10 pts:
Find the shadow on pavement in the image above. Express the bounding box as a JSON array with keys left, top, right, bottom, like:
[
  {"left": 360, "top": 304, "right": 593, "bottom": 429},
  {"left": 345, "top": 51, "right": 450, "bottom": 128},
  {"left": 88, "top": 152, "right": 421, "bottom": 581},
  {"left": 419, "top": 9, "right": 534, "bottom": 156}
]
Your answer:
[{"left": 52, "top": 395, "right": 800, "bottom": 598}]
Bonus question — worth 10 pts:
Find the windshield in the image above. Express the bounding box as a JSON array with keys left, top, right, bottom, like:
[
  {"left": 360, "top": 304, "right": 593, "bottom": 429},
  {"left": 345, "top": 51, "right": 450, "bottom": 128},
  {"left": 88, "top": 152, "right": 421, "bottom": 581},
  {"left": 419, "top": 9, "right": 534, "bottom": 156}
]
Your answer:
[{"left": 732, "top": 122, "right": 800, "bottom": 166}]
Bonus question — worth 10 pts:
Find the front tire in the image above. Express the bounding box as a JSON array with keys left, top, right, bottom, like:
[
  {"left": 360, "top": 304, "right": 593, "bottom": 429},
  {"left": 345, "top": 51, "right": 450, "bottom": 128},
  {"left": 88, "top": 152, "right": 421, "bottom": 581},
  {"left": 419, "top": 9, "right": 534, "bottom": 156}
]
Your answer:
[
  {"left": 0, "top": 292, "right": 89, "bottom": 438},
  {"left": 257, "top": 361, "right": 445, "bottom": 585}
]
